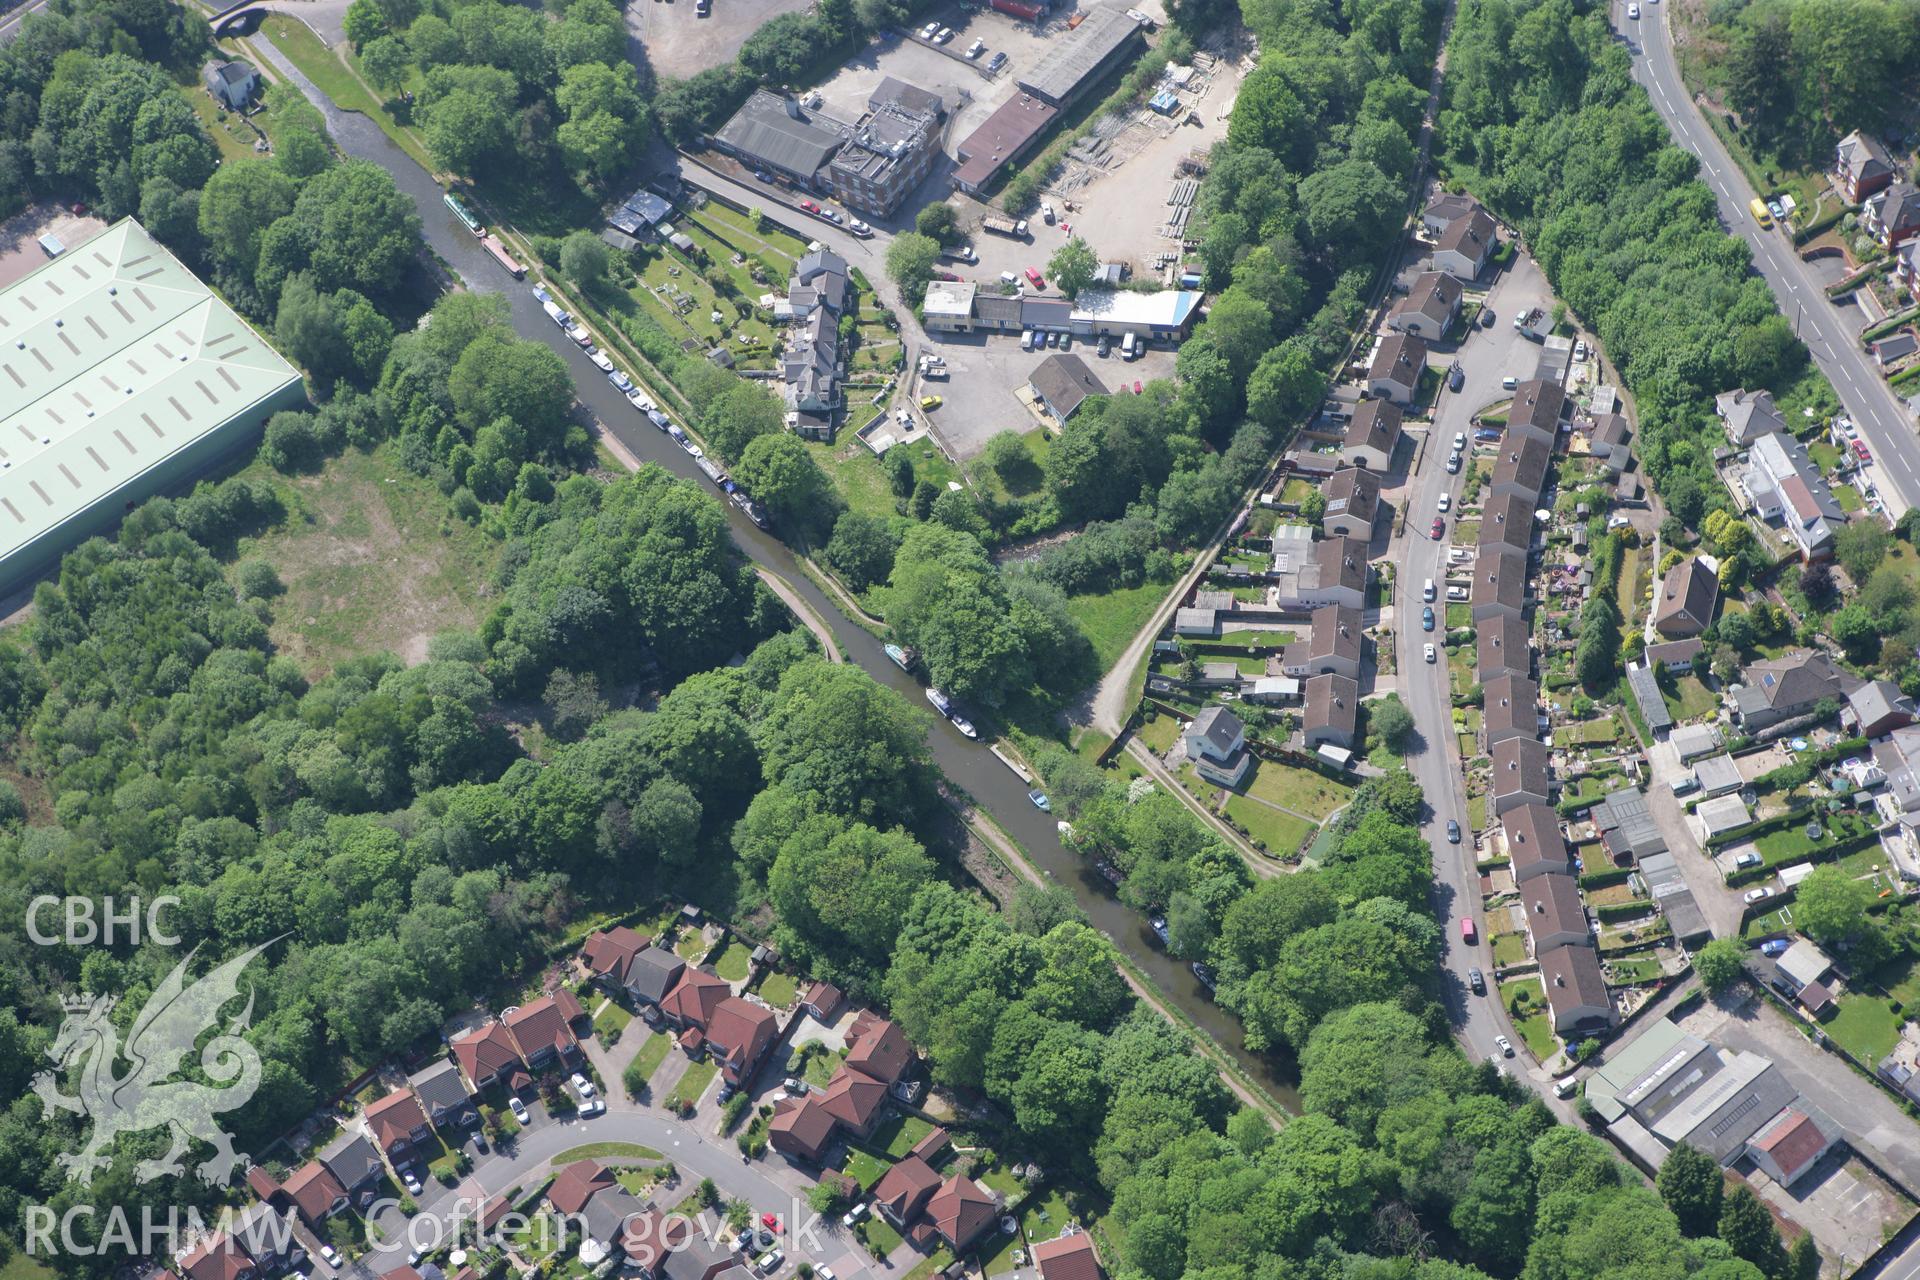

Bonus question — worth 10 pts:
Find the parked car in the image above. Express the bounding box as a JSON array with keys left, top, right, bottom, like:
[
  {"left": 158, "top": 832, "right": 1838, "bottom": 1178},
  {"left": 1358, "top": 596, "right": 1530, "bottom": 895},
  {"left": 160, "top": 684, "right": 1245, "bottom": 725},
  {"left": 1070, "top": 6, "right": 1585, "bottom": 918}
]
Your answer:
[
  {"left": 1480, "top": 306, "right": 1496, "bottom": 328},
  {"left": 799, "top": 199, "right": 820, "bottom": 213},
  {"left": 920, "top": 20, "right": 938, "bottom": 37},
  {"left": 1461, "top": 917, "right": 1477, "bottom": 943},
  {"left": 402, "top": 1170, "right": 423, "bottom": 1195},
  {"left": 571, "top": 1072, "right": 595, "bottom": 1098},
  {"left": 1025, "top": 267, "right": 1047, "bottom": 289},
  {"left": 1447, "top": 451, "right": 1461, "bottom": 473},
  {"left": 1494, "top": 1034, "right": 1514, "bottom": 1057},
  {"left": 1424, "top": 643, "right": 1437, "bottom": 663},
  {"left": 1760, "top": 938, "right": 1790, "bottom": 957},
  {"left": 1438, "top": 492, "right": 1451, "bottom": 512},
  {"left": 1627, "top": 2, "right": 1639, "bottom": 16},
  {"left": 509, "top": 1096, "right": 530, "bottom": 1123},
  {"left": 843, "top": 1203, "right": 869, "bottom": 1228},
  {"left": 756, "top": 1250, "right": 783, "bottom": 1276},
  {"left": 1097, "top": 335, "right": 1111, "bottom": 357},
  {"left": 1855, "top": 439, "right": 1873, "bottom": 463},
  {"left": 920, "top": 395, "right": 943, "bottom": 410},
  {"left": 1422, "top": 605, "right": 1435, "bottom": 631},
  {"left": 580, "top": 1098, "right": 605, "bottom": 1117},
  {"left": 1447, "top": 820, "right": 1461, "bottom": 843},
  {"left": 1744, "top": 886, "right": 1774, "bottom": 904},
  {"left": 1041, "top": 201, "right": 1055, "bottom": 224},
  {"left": 966, "top": 37, "right": 985, "bottom": 57},
  {"left": 1553, "top": 1077, "right": 1579, "bottom": 1099},
  {"left": 934, "top": 26, "right": 952, "bottom": 41},
  {"left": 1430, "top": 516, "right": 1446, "bottom": 539},
  {"left": 1734, "top": 851, "right": 1762, "bottom": 870},
  {"left": 986, "top": 50, "right": 1008, "bottom": 70},
  {"left": 1468, "top": 966, "right": 1485, "bottom": 994},
  {"left": 318, "top": 1246, "right": 342, "bottom": 1268},
  {"left": 1453, "top": 431, "right": 1467, "bottom": 450}
]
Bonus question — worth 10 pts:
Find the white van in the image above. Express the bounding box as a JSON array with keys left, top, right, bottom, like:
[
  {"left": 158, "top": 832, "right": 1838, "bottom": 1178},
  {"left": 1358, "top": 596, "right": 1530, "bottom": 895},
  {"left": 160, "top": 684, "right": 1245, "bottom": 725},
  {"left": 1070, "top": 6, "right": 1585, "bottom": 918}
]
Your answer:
[
  {"left": 1121, "top": 332, "right": 1139, "bottom": 360},
  {"left": 1021, "top": 330, "right": 1037, "bottom": 351},
  {"left": 1501, "top": 375, "right": 1518, "bottom": 390},
  {"left": 1423, "top": 578, "right": 1436, "bottom": 602}
]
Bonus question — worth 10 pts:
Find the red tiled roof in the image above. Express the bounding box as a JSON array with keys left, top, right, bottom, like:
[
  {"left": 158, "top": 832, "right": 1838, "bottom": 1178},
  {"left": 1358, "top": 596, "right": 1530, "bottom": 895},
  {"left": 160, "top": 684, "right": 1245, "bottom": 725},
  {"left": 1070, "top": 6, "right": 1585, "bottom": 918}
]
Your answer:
[
  {"left": 583, "top": 927, "right": 650, "bottom": 977},
  {"left": 679, "top": 1026, "right": 706, "bottom": 1053},
  {"left": 768, "top": 1095, "right": 838, "bottom": 1160},
  {"left": 282, "top": 1161, "right": 348, "bottom": 1224},
  {"left": 245, "top": 1166, "right": 280, "bottom": 1202},
  {"left": 620, "top": 1208, "right": 691, "bottom": 1272},
  {"left": 1753, "top": 1110, "right": 1829, "bottom": 1181},
  {"left": 844, "top": 1015, "right": 911, "bottom": 1086},
  {"left": 179, "top": 1235, "right": 254, "bottom": 1280},
  {"left": 450, "top": 1021, "right": 524, "bottom": 1085},
  {"left": 662, "top": 968, "right": 730, "bottom": 1029},
  {"left": 504, "top": 995, "right": 579, "bottom": 1059},
  {"left": 928, "top": 1175, "right": 997, "bottom": 1250},
  {"left": 803, "top": 982, "right": 845, "bottom": 1021},
  {"left": 706, "top": 998, "right": 777, "bottom": 1081},
  {"left": 554, "top": 987, "right": 586, "bottom": 1023},
  {"left": 479, "top": 1195, "right": 511, "bottom": 1229},
  {"left": 819, "top": 1066, "right": 887, "bottom": 1131},
  {"left": 1032, "top": 1233, "right": 1102, "bottom": 1280},
  {"left": 548, "top": 1160, "right": 616, "bottom": 1215},
  {"left": 363, "top": 1089, "right": 429, "bottom": 1153},
  {"left": 909, "top": 1126, "right": 950, "bottom": 1163},
  {"left": 872, "top": 1155, "right": 941, "bottom": 1223}
]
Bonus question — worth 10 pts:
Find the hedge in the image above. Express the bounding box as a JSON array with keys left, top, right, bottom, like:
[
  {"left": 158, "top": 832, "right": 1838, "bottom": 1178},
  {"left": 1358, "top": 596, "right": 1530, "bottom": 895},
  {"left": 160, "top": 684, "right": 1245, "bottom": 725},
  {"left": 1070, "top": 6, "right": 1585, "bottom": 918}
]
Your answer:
[
  {"left": 1596, "top": 900, "right": 1656, "bottom": 923},
  {"left": 1579, "top": 866, "right": 1635, "bottom": 890},
  {"left": 1792, "top": 205, "right": 1848, "bottom": 246}
]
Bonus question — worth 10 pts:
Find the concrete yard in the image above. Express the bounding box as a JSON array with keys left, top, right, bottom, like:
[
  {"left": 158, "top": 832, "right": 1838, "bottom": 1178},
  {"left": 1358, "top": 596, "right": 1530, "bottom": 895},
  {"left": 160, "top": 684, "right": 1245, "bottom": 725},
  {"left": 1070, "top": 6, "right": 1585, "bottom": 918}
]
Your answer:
[
  {"left": 0, "top": 204, "right": 107, "bottom": 291},
  {"left": 627, "top": 0, "right": 812, "bottom": 82}
]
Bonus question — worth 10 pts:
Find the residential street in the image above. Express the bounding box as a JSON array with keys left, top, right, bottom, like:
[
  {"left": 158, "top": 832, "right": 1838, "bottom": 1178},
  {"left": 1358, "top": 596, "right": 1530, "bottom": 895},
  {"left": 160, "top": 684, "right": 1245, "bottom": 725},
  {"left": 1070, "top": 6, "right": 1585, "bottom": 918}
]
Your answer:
[{"left": 1617, "top": 0, "right": 1916, "bottom": 518}]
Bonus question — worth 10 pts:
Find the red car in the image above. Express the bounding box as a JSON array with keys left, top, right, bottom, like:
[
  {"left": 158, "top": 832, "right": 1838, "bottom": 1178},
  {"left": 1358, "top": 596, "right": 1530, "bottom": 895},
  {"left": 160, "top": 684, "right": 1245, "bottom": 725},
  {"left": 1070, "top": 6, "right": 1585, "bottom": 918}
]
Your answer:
[
  {"left": 1461, "top": 918, "right": 1477, "bottom": 944},
  {"left": 933, "top": 270, "right": 962, "bottom": 282},
  {"left": 1854, "top": 439, "right": 1872, "bottom": 462},
  {"left": 1431, "top": 517, "right": 1446, "bottom": 539},
  {"left": 1133, "top": 380, "right": 1142, "bottom": 394},
  {"left": 799, "top": 199, "right": 820, "bottom": 214},
  {"left": 1024, "top": 267, "right": 1046, "bottom": 289}
]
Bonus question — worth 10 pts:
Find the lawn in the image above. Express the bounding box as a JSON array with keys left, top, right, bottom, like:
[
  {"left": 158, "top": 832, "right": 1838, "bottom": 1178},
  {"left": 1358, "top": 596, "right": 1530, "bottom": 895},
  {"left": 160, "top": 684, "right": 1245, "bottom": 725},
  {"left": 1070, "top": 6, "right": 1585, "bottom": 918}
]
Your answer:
[
  {"left": 665, "top": 1059, "right": 719, "bottom": 1111},
  {"left": 551, "top": 1141, "right": 665, "bottom": 1164},
  {"left": 1137, "top": 712, "right": 1182, "bottom": 755},
  {"left": 0, "top": 1255, "right": 54, "bottom": 1280},
  {"left": 976, "top": 1158, "right": 1027, "bottom": 1203},
  {"left": 842, "top": 1147, "right": 891, "bottom": 1190},
  {"left": 232, "top": 445, "right": 498, "bottom": 676},
  {"left": 629, "top": 1032, "right": 672, "bottom": 1092},
  {"left": 713, "top": 942, "right": 754, "bottom": 982},
  {"left": 675, "top": 930, "right": 710, "bottom": 961},
  {"left": 1752, "top": 812, "right": 1872, "bottom": 867},
  {"left": 1069, "top": 581, "right": 1174, "bottom": 674},
  {"left": 870, "top": 1111, "right": 936, "bottom": 1158},
  {"left": 1020, "top": 1187, "right": 1074, "bottom": 1240},
  {"left": 1605, "top": 953, "right": 1664, "bottom": 984},
  {"left": 902, "top": 1248, "right": 956, "bottom": 1280},
  {"left": 1661, "top": 674, "right": 1720, "bottom": 723},
  {"left": 1873, "top": 953, "right": 1920, "bottom": 1008},
  {"left": 1239, "top": 759, "right": 1354, "bottom": 820},
  {"left": 1499, "top": 975, "right": 1557, "bottom": 1060},
  {"left": 1559, "top": 716, "right": 1622, "bottom": 746},
  {"left": 1491, "top": 932, "right": 1528, "bottom": 968},
  {"left": 592, "top": 1001, "right": 632, "bottom": 1040},
  {"left": 800, "top": 1044, "right": 847, "bottom": 1088},
  {"left": 754, "top": 971, "right": 799, "bottom": 1008},
  {"left": 979, "top": 1229, "right": 1025, "bottom": 1277},
  {"left": 1223, "top": 794, "right": 1316, "bottom": 856},
  {"left": 858, "top": 1215, "right": 905, "bottom": 1257},
  {"left": 183, "top": 85, "right": 265, "bottom": 164},
  {"left": 1215, "top": 628, "right": 1292, "bottom": 648},
  {"left": 1826, "top": 993, "right": 1903, "bottom": 1068}
]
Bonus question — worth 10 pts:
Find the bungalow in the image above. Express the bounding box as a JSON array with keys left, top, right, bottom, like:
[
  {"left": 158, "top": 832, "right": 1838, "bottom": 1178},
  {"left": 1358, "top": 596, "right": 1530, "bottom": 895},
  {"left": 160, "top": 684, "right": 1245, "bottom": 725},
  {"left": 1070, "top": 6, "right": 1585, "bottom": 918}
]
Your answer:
[
  {"left": 1343, "top": 399, "right": 1401, "bottom": 470},
  {"left": 1320, "top": 466, "right": 1381, "bottom": 539},
  {"left": 704, "top": 997, "right": 778, "bottom": 1086},
  {"left": 1506, "top": 379, "right": 1565, "bottom": 445},
  {"left": 1280, "top": 604, "right": 1364, "bottom": 680},
  {"left": 318, "top": 1131, "right": 384, "bottom": 1202},
  {"left": 1716, "top": 388, "right": 1787, "bottom": 446},
  {"left": 1366, "top": 333, "right": 1428, "bottom": 405},
  {"left": 1184, "top": 704, "right": 1253, "bottom": 788},
  {"left": 178, "top": 1234, "right": 257, "bottom": 1280},
  {"left": 926, "top": 1174, "right": 999, "bottom": 1253},
  {"left": 1478, "top": 490, "right": 1538, "bottom": 554},
  {"left": 872, "top": 1155, "right": 942, "bottom": 1230},
  {"left": 661, "top": 967, "right": 731, "bottom": 1031},
  {"left": 1522, "top": 874, "right": 1591, "bottom": 953},
  {"left": 363, "top": 1088, "right": 433, "bottom": 1160},
  {"left": 1482, "top": 674, "right": 1539, "bottom": 748},
  {"left": 502, "top": 991, "right": 585, "bottom": 1069},
  {"left": 1731, "top": 650, "right": 1845, "bottom": 730},
  {"left": 408, "top": 1059, "right": 474, "bottom": 1129},
  {"left": 1539, "top": 944, "right": 1615, "bottom": 1035},
  {"left": 1746, "top": 1108, "right": 1839, "bottom": 1189},
  {"left": 1652, "top": 557, "right": 1719, "bottom": 639},
  {"left": 1477, "top": 614, "right": 1532, "bottom": 681},
  {"left": 1490, "top": 736, "right": 1550, "bottom": 816},
  {"left": 1864, "top": 181, "right": 1920, "bottom": 251},
  {"left": 1836, "top": 129, "right": 1896, "bottom": 204},
  {"left": 1432, "top": 206, "right": 1498, "bottom": 279},
  {"left": 1503, "top": 803, "right": 1572, "bottom": 883},
  {"left": 449, "top": 1020, "right": 528, "bottom": 1093},
  {"left": 1387, "top": 271, "right": 1463, "bottom": 339},
  {"left": 1489, "top": 435, "right": 1552, "bottom": 505},
  {"left": 1302, "top": 673, "right": 1359, "bottom": 751},
  {"left": 1029, "top": 353, "right": 1108, "bottom": 421},
  {"left": 1033, "top": 1232, "right": 1104, "bottom": 1280},
  {"left": 1471, "top": 546, "right": 1530, "bottom": 625}
]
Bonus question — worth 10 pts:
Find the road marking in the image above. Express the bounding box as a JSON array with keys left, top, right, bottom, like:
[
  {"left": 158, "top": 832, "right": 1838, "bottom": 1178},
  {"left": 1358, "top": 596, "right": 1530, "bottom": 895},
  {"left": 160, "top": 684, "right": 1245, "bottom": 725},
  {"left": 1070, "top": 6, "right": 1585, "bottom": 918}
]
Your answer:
[{"left": 1844, "top": 368, "right": 1857, "bottom": 386}]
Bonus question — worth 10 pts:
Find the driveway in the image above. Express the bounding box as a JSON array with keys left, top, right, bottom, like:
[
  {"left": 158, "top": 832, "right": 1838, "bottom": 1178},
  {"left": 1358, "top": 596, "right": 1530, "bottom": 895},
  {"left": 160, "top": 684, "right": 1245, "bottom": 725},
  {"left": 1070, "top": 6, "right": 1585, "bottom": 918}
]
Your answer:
[{"left": 1641, "top": 738, "right": 1747, "bottom": 938}]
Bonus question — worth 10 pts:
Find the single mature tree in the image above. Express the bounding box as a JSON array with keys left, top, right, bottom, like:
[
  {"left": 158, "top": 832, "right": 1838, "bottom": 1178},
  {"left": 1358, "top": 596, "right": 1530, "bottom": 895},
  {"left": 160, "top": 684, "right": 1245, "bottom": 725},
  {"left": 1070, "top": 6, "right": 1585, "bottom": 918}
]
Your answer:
[
  {"left": 1047, "top": 235, "right": 1098, "bottom": 298},
  {"left": 560, "top": 230, "right": 612, "bottom": 291},
  {"left": 1368, "top": 694, "right": 1415, "bottom": 751},
  {"left": 1718, "top": 1185, "right": 1787, "bottom": 1276},
  {"left": 359, "top": 35, "right": 411, "bottom": 92},
  {"left": 1692, "top": 937, "right": 1746, "bottom": 996},
  {"left": 1793, "top": 864, "right": 1887, "bottom": 964},
  {"left": 1657, "top": 1141, "right": 1724, "bottom": 1235},
  {"left": 734, "top": 432, "right": 838, "bottom": 541},
  {"left": 758, "top": 661, "right": 933, "bottom": 821},
  {"left": 915, "top": 202, "right": 959, "bottom": 245},
  {"left": 1787, "top": 1233, "right": 1821, "bottom": 1280},
  {"left": 885, "top": 232, "right": 940, "bottom": 300},
  {"left": 197, "top": 158, "right": 297, "bottom": 281},
  {"left": 1834, "top": 519, "right": 1889, "bottom": 582}
]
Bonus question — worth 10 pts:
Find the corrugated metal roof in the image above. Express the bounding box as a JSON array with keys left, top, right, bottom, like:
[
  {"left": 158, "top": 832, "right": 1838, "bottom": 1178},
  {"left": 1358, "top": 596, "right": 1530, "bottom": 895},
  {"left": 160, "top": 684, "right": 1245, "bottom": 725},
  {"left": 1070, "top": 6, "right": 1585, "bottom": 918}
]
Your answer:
[{"left": 0, "top": 219, "right": 300, "bottom": 561}]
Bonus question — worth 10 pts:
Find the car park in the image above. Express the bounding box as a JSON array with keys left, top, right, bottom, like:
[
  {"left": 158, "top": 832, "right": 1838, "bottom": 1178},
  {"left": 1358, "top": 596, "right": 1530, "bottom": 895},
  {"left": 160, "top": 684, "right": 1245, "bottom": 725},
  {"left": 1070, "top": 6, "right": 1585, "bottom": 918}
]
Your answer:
[
  {"left": 966, "top": 37, "right": 985, "bottom": 57},
  {"left": 986, "top": 50, "right": 1007, "bottom": 71},
  {"left": 1468, "top": 967, "right": 1485, "bottom": 994},
  {"left": 1422, "top": 605, "right": 1435, "bottom": 630},
  {"left": 1424, "top": 643, "right": 1437, "bottom": 663},
  {"left": 1042, "top": 201, "right": 1055, "bottom": 224},
  {"left": 1025, "top": 267, "right": 1047, "bottom": 289},
  {"left": 1494, "top": 1034, "right": 1514, "bottom": 1057},
  {"left": 934, "top": 26, "right": 952, "bottom": 41}
]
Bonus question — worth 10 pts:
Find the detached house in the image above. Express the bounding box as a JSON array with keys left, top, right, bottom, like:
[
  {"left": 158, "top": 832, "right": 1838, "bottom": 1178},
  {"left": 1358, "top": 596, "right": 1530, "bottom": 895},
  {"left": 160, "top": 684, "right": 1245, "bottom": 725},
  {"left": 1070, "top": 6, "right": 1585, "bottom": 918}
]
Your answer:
[
  {"left": 1184, "top": 705, "right": 1253, "bottom": 788},
  {"left": 1423, "top": 192, "right": 1482, "bottom": 238},
  {"left": 1540, "top": 944, "right": 1615, "bottom": 1035},
  {"left": 1836, "top": 130, "right": 1896, "bottom": 204},
  {"left": 450, "top": 1020, "right": 527, "bottom": 1093},
  {"left": 1366, "top": 333, "right": 1428, "bottom": 405},
  {"left": 704, "top": 997, "right": 778, "bottom": 1086},
  {"left": 1388, "top": 271, "right": 1463, "bottom": 339},
  {"left": 1741, "top": 432, "right": 1844, "bottom": 560},
  {"left": 1432, "top": 206, "right": 1498, "bottom": 278},
  {"left": 203, "top": 60, "right": 258, "bottom": 111},
  {"left": 178, "top": 1234, "right": 256, "bottom": 1280},
  {"left": 1321, "top": 466, "right": 1381, "bottom": 539},
  {"left": 280, "top": 1162, "right": 349, "bottom": 1226},
  {"left": 583, "top": 926, "right": 650, "bottom": 991},
  {"left": 407, "top": 1059, "right": 474, "bottom": 1129},
  {"left": 1033, "top": 1233, "right": 1104, "bottom": 1280},
  {"left": 1864, "top": 181, "right": 1920, "bottom": 251},
  {"left": 926, "top": 1175, "right": 999, "bottom": 1253},
  {"left": 1652, "top": 557, "right": 1719, "bottom": 639},
  {"left": 1731, "top": 651, "right": 1846, "bottom": 730},
  {"left": 1716, "top": 388, "right": 1786, "bottom": 446},
  {"left": 1343, "top": 399, "right": 1401, "bottom": 470},
  {"left": 317, "top": 1131, "right": 383, "bottom": 1202},
  {"left": 502, "top": 990, "right": 585, "bottom": 1069},
  {"left": 362, "top": 1088, "right": 433, "bottom": 1161},
  {"left": 661, "top": 967, "right": 731, "bottom": 1033}
]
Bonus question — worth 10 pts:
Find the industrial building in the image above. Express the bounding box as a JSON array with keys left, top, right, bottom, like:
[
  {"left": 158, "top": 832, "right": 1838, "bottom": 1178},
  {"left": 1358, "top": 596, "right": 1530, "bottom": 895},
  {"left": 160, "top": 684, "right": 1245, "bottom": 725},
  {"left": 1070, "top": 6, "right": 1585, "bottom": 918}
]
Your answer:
[
  {"left": 920, "top": 280, "right": 1203, "bottom": 340},
  {"left": 0, "top": 219, "right": 304, "bottom": 593},
  {"left": 711, "top": 83, "right": 944, "bottom": 216}
]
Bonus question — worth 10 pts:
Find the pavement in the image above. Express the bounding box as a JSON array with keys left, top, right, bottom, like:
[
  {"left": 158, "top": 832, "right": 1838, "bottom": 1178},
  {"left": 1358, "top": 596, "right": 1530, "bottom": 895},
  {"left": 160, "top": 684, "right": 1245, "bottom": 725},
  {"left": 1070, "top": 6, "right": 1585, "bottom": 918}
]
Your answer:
[{"left": 1617, "top": 0, "right": 1916, "bottom": 518}]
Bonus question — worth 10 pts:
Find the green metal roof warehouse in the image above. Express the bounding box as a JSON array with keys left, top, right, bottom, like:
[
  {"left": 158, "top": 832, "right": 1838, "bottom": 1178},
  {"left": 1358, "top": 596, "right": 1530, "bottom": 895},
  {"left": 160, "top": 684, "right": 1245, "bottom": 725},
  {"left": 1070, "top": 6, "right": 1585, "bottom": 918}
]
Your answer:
[{"left": 0, "top": 218, "right": 304, "bottom": 591}]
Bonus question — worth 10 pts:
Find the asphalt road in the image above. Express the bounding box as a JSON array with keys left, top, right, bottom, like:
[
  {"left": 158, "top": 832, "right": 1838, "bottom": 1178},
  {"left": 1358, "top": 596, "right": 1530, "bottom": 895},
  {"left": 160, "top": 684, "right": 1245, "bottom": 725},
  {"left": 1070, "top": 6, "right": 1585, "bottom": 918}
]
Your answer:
[
  {"left": 1617, "top": 0, "right": 1916, "bottom": 517},
  {"left": 248, "top": 31, "right": 1296, "bottom": 1108},
  {"left": 0, "top": 0, "right": 49, "bottom": 43}
]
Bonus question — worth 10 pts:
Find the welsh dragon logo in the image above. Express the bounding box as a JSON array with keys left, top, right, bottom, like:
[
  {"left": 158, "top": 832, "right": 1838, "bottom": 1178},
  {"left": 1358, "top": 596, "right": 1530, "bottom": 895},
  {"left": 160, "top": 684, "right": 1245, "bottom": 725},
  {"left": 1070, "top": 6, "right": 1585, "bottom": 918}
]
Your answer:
[{"left": 32, "top": 941, "right": 276, "bottom": 1187}]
